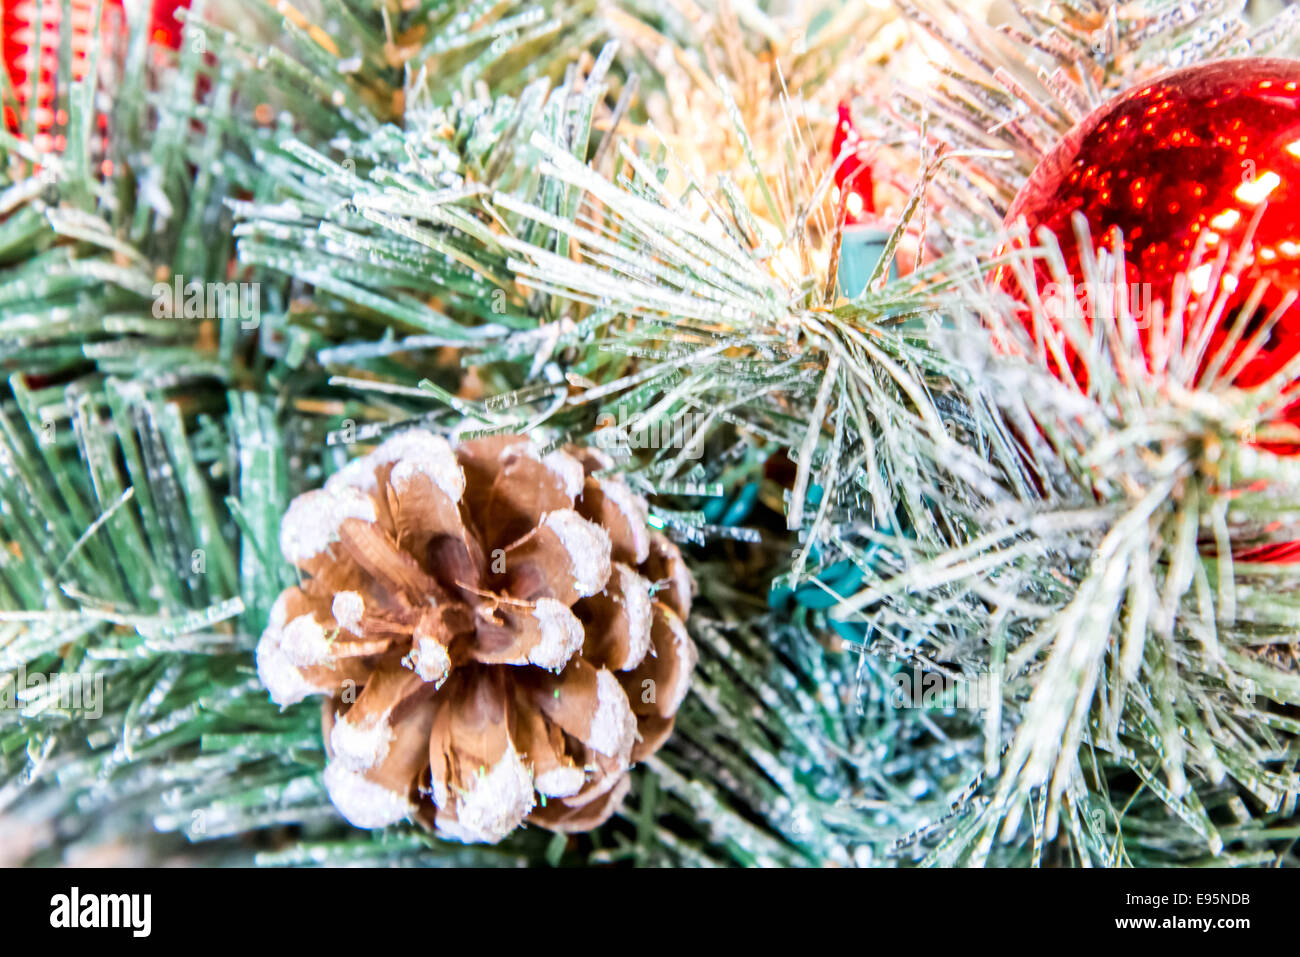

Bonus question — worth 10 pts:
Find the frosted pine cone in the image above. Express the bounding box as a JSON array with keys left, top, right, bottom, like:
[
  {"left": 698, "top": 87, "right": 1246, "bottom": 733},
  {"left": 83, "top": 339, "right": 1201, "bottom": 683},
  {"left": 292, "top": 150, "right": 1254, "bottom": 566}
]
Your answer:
[{"left": 256, "top": 430, "right": 696, "bottom": 843}]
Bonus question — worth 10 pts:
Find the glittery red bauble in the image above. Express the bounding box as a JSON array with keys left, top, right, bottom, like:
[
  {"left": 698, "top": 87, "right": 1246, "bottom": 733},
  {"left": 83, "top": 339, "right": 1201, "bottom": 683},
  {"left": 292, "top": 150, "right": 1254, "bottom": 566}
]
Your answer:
[
  {"left": 2, "top": 0, "right": 189, "bottom": 138},
  {"left": 832, "top": 100, "right": 875, "bottom": 224},
  {"left": 999, "top": 58, "right": 1300, "bottom": 561},
  {"left": 999, "top": 59, "right": 1300, "bottom": 436}
]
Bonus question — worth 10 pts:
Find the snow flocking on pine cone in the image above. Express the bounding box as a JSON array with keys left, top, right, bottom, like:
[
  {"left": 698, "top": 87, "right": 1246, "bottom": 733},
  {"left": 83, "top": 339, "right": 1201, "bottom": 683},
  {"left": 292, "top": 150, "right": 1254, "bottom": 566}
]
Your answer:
[{"left": 255, "top": 430, "right": 697, "bottom": 843}]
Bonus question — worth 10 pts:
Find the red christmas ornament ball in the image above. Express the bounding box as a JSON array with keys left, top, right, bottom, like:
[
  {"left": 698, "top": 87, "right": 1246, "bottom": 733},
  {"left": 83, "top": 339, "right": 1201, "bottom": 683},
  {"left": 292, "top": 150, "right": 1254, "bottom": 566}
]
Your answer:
[
  {"left": 2, "top": 0, "right": 189, "bottom": 139},
  {"left": 832, "top": 100, "right": 875, "bottom": 224},
  {"left": 998, "top": 58, "right": 1300, "bottom": 562},
  {"left": 999, "top": 58, "right": 1300, "bottom": 434}
]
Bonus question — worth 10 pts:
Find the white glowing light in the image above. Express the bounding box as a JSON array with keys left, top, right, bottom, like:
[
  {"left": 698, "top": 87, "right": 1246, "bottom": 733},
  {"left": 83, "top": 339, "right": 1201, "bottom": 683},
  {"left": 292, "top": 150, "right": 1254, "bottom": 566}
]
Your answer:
[
  {"left": 1209, "top": 209, "right": 1241, "bottom": 231},
  {"left": 1235, "top": 170, "right": 1282, "bottom": 205},
  {"left": 1190, "top": 263, "right": 1214, "bottom": 295},
  {"left": 773, "top": 244, "right": 804, "bottom": 285}
]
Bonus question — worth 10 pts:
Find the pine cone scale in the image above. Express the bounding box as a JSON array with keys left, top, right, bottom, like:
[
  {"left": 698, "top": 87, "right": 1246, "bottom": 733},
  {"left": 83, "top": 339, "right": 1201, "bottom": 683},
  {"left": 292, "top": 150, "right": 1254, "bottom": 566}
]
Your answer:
[{"left": 576, "top": 562, "right": 655, "bottom": 672}]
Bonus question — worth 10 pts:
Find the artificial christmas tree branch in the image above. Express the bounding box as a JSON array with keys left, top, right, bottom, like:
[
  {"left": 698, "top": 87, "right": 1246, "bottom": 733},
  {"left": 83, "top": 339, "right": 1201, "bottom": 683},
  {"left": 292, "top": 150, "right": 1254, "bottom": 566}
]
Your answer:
[{"left": 1, "top": 0, "right": 1298, "bottom": 869}]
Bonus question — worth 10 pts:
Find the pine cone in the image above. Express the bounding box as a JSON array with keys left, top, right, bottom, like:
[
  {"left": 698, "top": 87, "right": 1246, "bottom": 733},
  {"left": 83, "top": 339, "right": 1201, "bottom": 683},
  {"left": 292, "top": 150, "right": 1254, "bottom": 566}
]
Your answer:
[{"left": 256, "top": 430, "right": 697, "bottom": 843}]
